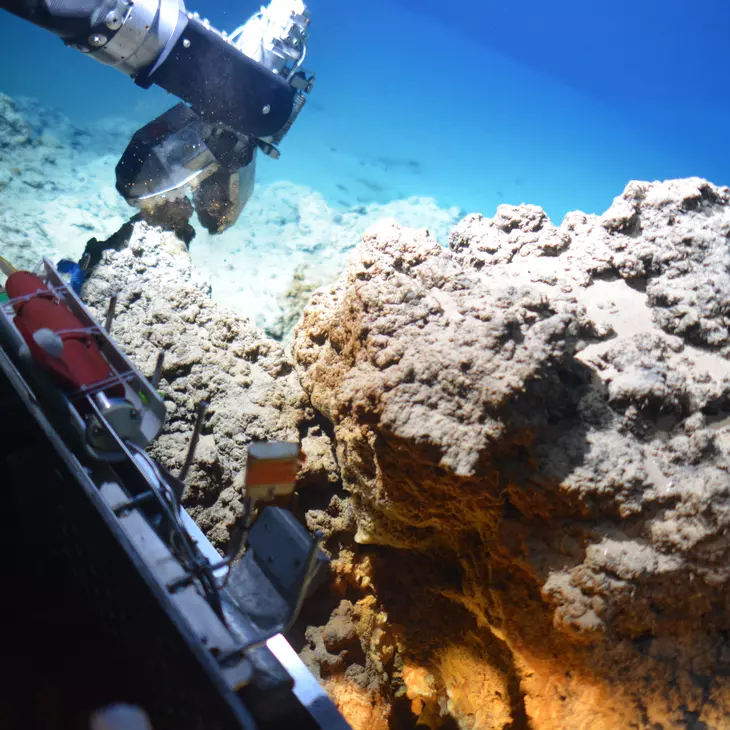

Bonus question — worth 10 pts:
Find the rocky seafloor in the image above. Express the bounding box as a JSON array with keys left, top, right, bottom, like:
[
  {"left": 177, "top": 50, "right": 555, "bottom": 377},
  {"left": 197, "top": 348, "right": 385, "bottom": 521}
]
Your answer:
[
  {"left": 0, "top": 92, "right": 462, "bottom": 342},
  {"left": 3, "top": 93, "right": 730, "bottom": 729}
]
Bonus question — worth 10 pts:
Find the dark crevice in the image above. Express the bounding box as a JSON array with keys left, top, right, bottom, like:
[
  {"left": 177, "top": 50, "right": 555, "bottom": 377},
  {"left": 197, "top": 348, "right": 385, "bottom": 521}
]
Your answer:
[
  {"left": 83, "top": 215, "right": 140, "bottom": 270},
  {"left": 504, "top": 664, "right": 531, "bottom": 730},
  {"left": 681, "top": 707, "right": 708, "bottom": 730},
  {"left": 295, "top": 484, "right": 348, "bottom": 521},
  {"left": 161, "top": 361, "right": 195, "bottom": 380},
  {"left": 590, "top": 268, "right": 622, "bottom": 283},
  {"left": 626, "top": 275, "right": 648, "bottom": 293},
  {"left": 298, "top": 402, "right": 338, "bottom": 444}
]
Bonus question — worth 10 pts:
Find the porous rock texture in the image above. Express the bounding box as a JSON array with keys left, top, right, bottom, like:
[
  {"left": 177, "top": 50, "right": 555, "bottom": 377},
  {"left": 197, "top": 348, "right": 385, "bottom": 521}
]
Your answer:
[
  {"left": 82, "top": 220, "right": 337, "bottom": 547},
  {"left": 293, "top": 178, "right": 730, "bottom": 729}
]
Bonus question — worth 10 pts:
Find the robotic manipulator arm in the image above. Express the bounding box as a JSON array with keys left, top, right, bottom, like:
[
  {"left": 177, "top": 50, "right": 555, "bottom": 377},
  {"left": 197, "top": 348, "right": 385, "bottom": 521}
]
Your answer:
[{"left": 2, "top": 0, "right": 315, "bottom": 233}]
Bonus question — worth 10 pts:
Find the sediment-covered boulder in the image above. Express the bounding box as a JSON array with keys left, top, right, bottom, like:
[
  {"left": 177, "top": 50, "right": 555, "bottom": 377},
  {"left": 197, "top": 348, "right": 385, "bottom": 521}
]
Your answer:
[{"left": 292, "top": 178, "right": 730, "bottom": 729}]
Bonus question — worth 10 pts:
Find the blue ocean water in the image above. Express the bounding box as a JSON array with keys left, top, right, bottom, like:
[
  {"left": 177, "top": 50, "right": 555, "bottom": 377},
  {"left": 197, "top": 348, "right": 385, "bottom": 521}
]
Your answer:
[{"left": 1, "top": 0, "right": 729, "bottom": 221}]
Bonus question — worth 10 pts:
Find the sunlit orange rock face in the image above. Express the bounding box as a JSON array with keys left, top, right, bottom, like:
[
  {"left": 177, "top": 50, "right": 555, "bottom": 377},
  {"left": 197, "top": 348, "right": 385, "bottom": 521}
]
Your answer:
[{"left": 294, "top": 180, "right": 730, "bottom": 729}]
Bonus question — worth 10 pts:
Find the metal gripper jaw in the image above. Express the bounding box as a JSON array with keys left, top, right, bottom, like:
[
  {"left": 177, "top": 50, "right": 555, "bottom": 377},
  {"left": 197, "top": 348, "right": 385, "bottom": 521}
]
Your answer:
[
  {"left": 114, "top": 104, "right": 257, "bottom": 235},
  {"left": 114, "top": 0, "right": 315, "bottom": 235}
]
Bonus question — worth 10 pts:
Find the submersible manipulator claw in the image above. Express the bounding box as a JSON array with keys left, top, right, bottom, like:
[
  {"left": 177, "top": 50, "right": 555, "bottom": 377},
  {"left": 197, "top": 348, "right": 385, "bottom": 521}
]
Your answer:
[{"left": 2, "top": 0, "right": 316, "bottom": 233}]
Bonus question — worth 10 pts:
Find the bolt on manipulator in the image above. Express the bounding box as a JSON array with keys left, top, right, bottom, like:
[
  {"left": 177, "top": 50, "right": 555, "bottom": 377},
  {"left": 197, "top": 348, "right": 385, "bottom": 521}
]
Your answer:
[{"left": 3, "top": 0, "right": 315, "bottom": 234}]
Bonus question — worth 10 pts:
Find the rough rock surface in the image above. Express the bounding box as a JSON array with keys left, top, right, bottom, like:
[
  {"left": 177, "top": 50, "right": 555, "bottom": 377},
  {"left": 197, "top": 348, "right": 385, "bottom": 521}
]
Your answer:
[
  {"left": 82, "top": 221, "right": 336, "bottom": 546},
  {"left": 293, "top": 178, "right": 730, "bottom": 729}
]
